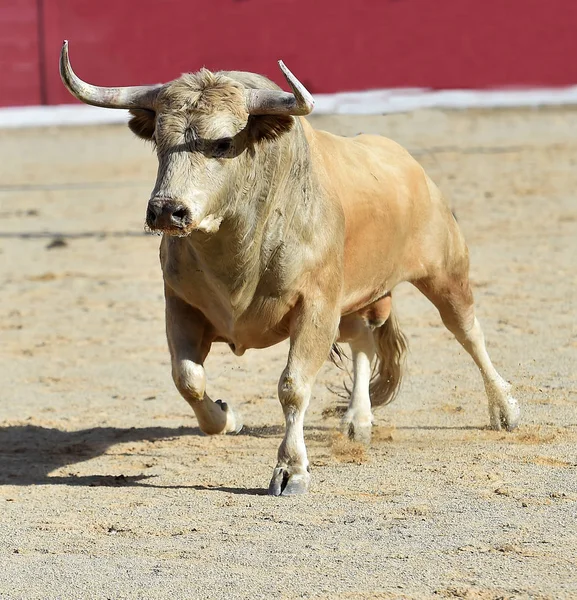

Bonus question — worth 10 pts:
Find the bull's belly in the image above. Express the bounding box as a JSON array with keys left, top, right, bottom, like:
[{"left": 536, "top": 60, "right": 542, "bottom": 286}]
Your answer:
[
  {"left": 193, "top": 290, "right": 397, "bottom": 355},
  {"left": 170, "top": 281, "right": 296, "bottom": 354},
  {"left": 167, "top": 269, "right": 407, "bottom": 355},
  {"left": 213, "top": 330, "right": 288, "bottom": 355},
  {"left": 163, "top": 241, "right": 421, "bottom": 355},
  {"left": 207, "top": 311, "right": 292, "bottom": 355}
]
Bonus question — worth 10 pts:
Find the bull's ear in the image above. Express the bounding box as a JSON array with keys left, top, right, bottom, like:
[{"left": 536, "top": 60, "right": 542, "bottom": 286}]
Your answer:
[
  {"left": 247, "top": 114, "right": 294, "bottom": 143},
  {"left": 128, "top": 109, "right": 156, "bottom": 140}
]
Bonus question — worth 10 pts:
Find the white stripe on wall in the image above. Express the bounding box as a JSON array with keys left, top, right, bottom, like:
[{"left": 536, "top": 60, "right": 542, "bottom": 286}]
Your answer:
[{"left": 2, "top": 86, "right": 577, "bottom": 128}]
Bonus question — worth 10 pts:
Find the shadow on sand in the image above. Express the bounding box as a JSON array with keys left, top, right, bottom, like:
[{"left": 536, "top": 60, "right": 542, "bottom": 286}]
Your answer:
[
  {"left": 0, "top": 423, "right": 302, "bottom": 494},
  {"left": 0, "top": 424, "right": 203, "bottom": 487}
]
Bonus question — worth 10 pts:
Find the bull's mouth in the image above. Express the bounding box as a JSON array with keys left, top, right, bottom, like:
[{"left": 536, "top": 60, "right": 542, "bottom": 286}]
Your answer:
[
  {"left": 144, "top": 214, "right": 223, "bottom": 237},
  {"left": 144, "top": 222, "right": 195, "bottom": 237}
]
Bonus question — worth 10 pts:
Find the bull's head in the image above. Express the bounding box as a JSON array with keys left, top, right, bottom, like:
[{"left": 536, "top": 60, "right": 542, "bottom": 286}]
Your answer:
[{"left": 59, "top": 41, "right": 314, "bottom": 235}]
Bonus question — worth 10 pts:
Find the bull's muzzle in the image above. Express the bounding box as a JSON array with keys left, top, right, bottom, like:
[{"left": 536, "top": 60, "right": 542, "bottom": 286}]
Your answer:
[{"left": 146, "top": 198, "right": 192, "bottom": 233}]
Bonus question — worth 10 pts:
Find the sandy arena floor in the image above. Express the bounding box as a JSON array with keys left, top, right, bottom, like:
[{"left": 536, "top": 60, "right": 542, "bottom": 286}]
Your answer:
[{"left": 0, "top": 108, "right": 575, "bottom": 599}]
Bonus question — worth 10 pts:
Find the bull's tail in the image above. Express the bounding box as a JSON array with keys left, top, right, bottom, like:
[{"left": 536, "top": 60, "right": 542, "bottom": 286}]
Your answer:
[{"left": 370, "top": 306, "right": 408, "bottom": 407}]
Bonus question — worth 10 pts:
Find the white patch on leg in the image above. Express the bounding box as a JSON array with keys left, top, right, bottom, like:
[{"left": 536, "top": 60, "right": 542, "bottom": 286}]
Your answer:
[
  {"left": 463, "top": 318, "right": 521, "bottom": 431},
  {"left": 341, "top": 330, "right": 375, "bottom": 443},
  {"left": 173, "top": 360, "right": 242, "bottom": 434},
  {"left": 173, "top": 360, "right": 206, "bottom": 399},
  {"left": 276, "top": 372, "right": 311, "bottom": 474}
]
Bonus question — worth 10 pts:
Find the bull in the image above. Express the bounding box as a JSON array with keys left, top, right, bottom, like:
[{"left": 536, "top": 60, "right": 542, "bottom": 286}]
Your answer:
[{"left": 60, "top": 41, "right": 519, "bottom": 495}]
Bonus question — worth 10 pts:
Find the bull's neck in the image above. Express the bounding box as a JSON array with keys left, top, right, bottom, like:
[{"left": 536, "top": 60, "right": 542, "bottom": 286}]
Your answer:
[{"left": 181, "top": 122, "right": 318, "bottom": 305}]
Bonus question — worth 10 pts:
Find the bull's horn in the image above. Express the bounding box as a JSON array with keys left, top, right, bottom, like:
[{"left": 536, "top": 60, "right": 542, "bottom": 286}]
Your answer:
[
  {"left": 59, "top": 40, "right": 162, "bottom": 109},
  {"left": 245, "top": 60, "right": 314, "bottom": 116}
]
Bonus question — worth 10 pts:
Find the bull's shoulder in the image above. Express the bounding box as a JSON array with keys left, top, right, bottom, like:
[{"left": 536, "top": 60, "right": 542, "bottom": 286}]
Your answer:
[
  {"left": 309, "top": 128, "right": 419, "bottom": 169},
  {"left": 350, "top": 132, "right": 415, "bottom": 159},
  {"left": 308, "top": 128, "right": 426, "bottom": 198}
]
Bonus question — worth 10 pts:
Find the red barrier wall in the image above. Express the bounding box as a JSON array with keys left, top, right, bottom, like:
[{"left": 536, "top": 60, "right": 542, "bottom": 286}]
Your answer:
[
  {"left": 0, "top": 0, "right": 42, "bottom": 106},
  {"left": 3, "top": 0, "right": 577, "bottom": 107}
]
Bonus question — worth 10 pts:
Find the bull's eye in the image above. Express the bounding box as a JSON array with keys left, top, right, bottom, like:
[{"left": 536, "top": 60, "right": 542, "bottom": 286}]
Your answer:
[{"left": 214, "top": 138, "right": 233, "bottom": 155}]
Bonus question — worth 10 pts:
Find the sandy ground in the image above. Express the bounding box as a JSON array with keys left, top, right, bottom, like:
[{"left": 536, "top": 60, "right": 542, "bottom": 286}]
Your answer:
[{"left": 0, "top": 108, "right": 575, "bottom": 600}]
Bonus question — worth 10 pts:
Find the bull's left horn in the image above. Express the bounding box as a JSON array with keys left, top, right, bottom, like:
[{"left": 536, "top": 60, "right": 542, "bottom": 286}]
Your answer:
[
  {"left": 245, "top": 60, "right": 314, "bottom": 116},
  {"left": 59, "top": 40, "right": 162, "bottom": 109}
]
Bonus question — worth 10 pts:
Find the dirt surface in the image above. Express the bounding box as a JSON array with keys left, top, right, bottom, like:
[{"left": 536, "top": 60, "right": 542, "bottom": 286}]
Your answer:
[{"left": 0, "top": 108, "right": 575, "bottom": 599}]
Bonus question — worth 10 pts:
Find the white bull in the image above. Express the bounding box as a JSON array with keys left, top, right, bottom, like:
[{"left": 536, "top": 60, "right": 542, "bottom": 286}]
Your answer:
[{"left": 60, "top": 41, "right": 519, "bottom": 495}]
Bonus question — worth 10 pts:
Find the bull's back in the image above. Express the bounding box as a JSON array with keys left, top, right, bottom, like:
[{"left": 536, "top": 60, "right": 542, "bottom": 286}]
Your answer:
[{"left": 308, "top": 126, "right": 461, "bottom": 313}]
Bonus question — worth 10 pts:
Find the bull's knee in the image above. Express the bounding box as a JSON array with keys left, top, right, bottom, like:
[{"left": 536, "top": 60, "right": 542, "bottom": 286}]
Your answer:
[
  {"left": 278, "top": 370, "right": 311, "bottom": 413},
  {"left": 172, "top": 359, "right": 206, "bottom": 402}
]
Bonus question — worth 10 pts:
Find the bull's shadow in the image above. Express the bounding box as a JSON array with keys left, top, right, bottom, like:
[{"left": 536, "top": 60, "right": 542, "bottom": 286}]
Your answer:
[
  {"left": 0, "top": 423, "right": 329, "bottom": 489},
  {"left": 0, "top": 424, "right": 200, "bottom": 487}
]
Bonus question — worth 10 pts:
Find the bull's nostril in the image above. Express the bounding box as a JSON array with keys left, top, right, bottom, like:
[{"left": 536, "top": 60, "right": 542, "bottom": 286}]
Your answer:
[
  {"left": 146, "top": 206, "right": 157, "bottom": 224},
  {"left": 172, "top": 208, "right": 188, "bottom": 221}
]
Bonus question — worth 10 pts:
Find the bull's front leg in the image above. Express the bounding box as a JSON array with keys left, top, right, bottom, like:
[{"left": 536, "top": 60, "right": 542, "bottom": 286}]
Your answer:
[
  {"left": 269, "top": 297, "right": 340, "bottom": 496},
  {"left": 165, "top": 286, "right": 241, "bottom": 435}
]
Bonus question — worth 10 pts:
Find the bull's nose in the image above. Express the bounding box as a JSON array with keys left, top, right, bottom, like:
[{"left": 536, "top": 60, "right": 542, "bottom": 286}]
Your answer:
[{"left": 146, "top": 200, "right": 191, "bottom": 230}]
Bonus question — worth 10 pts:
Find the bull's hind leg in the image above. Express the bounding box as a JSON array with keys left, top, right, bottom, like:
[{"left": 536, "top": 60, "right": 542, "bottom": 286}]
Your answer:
[
  {"left": 165, "top": 286, "right": 241, "bottom": 435},
  {"left": 414, "top": 274, "right": 520, "bottom": 430},
  {"left": 338, "top": 315, "right": 376, "bottom": 444},
  {"left": 338, "top": 295, "right": 406, "bottom": 443}
]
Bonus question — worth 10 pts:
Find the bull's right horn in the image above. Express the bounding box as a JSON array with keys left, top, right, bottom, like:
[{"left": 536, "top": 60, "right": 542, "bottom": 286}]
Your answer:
[
  {"left": 245, "top": 60, "right": 314, "bottom": 116},
  {"left": 59, "top": 40, "right": 162, "bottom": 109}
]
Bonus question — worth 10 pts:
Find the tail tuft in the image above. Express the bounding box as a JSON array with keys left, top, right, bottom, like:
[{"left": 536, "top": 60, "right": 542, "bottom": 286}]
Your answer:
[{"left": 370, "top": 308, "right": 408, "bottom": 407}]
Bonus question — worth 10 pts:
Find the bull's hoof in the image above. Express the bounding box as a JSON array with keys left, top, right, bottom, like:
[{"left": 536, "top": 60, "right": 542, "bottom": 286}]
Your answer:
[
  {"left": 347, "top": 422, "right": 372, "bottom": 445},
  {"left": 340, "top": 410, "right": 372, "bottom": 445},
  {"left": 215, "top": 399, "right": 243, "bottom": 434},
  {"left": 486, "top": 382, "right": 520, "bottom": 432},
  {"left": 198, "top": 400, "right": 242, "bottom": 435},
  {"left": 489, "top": 401, "right": 520, "bottom": 431},
  {"left": 268, "top": 466, "right": 310, "bottom": 496}
]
